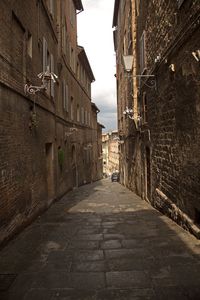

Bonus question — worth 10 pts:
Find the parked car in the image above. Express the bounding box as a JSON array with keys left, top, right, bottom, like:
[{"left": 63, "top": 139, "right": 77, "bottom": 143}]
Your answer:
[{"left": 111, "top": 172, "right": 119, "bottom": 182}]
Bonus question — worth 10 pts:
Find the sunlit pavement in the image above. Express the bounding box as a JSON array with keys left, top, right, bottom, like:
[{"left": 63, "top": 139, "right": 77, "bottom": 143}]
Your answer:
[{"left": 1, "top": 179, "right": 200, "bottom": 300}]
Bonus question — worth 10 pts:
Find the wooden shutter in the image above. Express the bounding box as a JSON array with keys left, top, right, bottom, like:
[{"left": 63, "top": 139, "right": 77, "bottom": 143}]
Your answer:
[
  {"left": 50, "top": 54, "right": 54, "bottom": 98},
  {"left": 43, "top": 37, "right": 47, "bottom": 72}
]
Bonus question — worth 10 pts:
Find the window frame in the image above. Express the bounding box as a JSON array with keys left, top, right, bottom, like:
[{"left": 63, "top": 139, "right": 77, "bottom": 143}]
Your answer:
[
  {"left": 142, "top": 92, "right": 148, "bottom": 124},
  {"left": 139, "top": 30, "right": 147, "bottom": 74},
  {"left": 70, "top": 96, "right": 74, "bottom": 120},
  {"left": 63, "top": 81, "right": 69, "bottom": 112},
  {"left": 50, "top": 53, "right": 55, "bottom": 98}
]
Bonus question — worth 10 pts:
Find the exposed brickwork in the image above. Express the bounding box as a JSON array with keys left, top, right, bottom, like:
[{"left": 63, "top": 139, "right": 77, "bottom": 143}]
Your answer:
[
  {"left": 137, "top": 0, "right": 200, "bottom": 234},
  {"left": 113, "top": 0, "right": 200, "bottom": 236},
  {"left": 0, "top": 0, "right": 102, "bottom": 245}
]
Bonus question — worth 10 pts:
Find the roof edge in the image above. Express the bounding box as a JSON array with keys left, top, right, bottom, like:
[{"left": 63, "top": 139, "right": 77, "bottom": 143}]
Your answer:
[
  {"left": 112, "top": 0, "right": 120, "bottom": 27},
  {"left": 78, "top": 46, "right": 95, "bottom": 82},
  {"left": 73, "top": 0, "right": 83, "bottom": 11},
  {"left": 91, "top": 102, "right": 100, "bottom": 113}
]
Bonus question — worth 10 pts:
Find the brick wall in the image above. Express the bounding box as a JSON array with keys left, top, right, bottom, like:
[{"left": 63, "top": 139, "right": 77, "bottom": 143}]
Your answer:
[
  {"left": 0, "top": 0, "right": 101, "bottom": 246},
  {"left": 137, "top": 0, "right": 200, "bottom": 234}
]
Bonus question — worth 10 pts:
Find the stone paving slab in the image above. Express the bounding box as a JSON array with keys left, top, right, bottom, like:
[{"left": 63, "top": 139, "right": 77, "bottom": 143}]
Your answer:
[{"left": 1, "top": 179, "right": 200, "bottom": 299}]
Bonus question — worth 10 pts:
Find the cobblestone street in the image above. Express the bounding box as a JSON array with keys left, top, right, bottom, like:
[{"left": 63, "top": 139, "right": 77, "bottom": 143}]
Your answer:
[{"left": 0, "top": 179, "right": 200, "bottom": 299}]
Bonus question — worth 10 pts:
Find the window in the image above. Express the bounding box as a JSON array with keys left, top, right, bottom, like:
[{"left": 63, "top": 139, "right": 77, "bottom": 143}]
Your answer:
[
  {"left": 43, "top": 37, "right": 48, "bottom": 72},
  {"left": 195, "top": 208, "right": 200, "bottom": 225},
  {"left": 27, "top": 33, "right": 32, "bottom": 58},
  {"left": 142, "top": 92, "right": 148, "bottom": 124},
  {"left": 70, "top": 47, "right": 75, "bottom": 72},
  {"left": 135, "top": 0, "right": 140, "bottom": 16},
  {"left": 87, "top": 81, "right": 90, "bottom": 93},
  {"left": 139, "top": 31, "right": 146, "bottom": 73},
  {"left": 81, "top": 107, "right": 84, "bottom": 124},
  {"left": 77, "top": 62, "right": 80, "bottom": 79},
  {"left": 70, "top": 96, "right": 74, "bottom": 120},
  {"left": 49, "top": 0, "right": 55, "bottom": 18},
  {"left": 62, "top": 23, "right": 67, "bottom": 55},
  {"left": 77, "top": 104, "right": 80, "bottom": 122},
  {"left": 70, "top": 0, "right": 76, "bottom": 27},
  {"left": 50, "top": 54, "right": 54, "bottom": 98},
  {"left": 43, "top": 37, "right": 52, "bottom": 95},
  {"left": 43, "top": 37, "right": 50, "bottom": 71},
  {"left": 123, "top": 30, "right": 127, "bottom": 55},
  {"left": 85, "top": 110, "right": 87, "bottom": 125},
  {"left": 63, "top": 81, "right": 69, "bottom": 112}
]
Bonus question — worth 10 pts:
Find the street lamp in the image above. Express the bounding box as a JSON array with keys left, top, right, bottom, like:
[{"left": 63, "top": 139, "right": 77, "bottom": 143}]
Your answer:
[
  {"left": 24, "top": 67, "right": 58, "bottom": 95},
  {"left": 122, "top": 55, "right": 156, "bottom": 90},
  {"left": 192, "top": 50, "right": 200, "bottom": 62},
  {"left": 122, "top": 55, "right": 156, "bottom": 129},
  {"left": 122, "top": 55, "right": 134, "bottom": 72},
  {"left": 123, "top": 106, "right": 141, "bottom": 129}
]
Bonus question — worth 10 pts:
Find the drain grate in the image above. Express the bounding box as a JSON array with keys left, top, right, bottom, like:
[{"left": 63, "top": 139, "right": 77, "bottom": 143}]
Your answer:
[{"left": 0, "top": 274, "right": 17, "bottom": 291}]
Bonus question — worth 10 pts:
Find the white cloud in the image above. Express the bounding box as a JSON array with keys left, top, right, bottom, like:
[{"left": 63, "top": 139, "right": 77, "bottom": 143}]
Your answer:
[{"left": 77, "top": 0, "right": 117, "bottom": 131}]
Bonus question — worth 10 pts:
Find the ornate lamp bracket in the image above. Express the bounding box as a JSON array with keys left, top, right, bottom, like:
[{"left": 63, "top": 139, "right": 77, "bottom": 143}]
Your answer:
[
  {"left": 133, "top": 75, "right": 157, "bottom": 91},
  {"left": 123, "top": 107, "right": 141, "bottom": 129},
  {"left": 24, "top": 68, "right": 58, "bottom": 95}
]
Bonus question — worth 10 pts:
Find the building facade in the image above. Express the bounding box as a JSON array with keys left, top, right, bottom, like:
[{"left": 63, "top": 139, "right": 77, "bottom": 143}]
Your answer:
[
  {"left": 102, "top": 131, "right": 119, "bottom": 176},
  {"left": 102, "top": 133, "right": 109, "bottom": 175},
  {"left": 113, "top": 0, "right": 141, "bottom": 192},
  {"left": 0, "top": 0, "right": 102, "bottom": 245},
  {"left": 113, "top": 0, "right": 200, "bottom": 237}
]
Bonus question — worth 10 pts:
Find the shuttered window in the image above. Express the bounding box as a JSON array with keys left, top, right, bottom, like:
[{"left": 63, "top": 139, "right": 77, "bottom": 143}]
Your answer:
[
  {"left": 81, "top": 107, "right": 84, "bottom": 124},
  {"left": 139, "top": 31, "right": 146, "bottom": 74},
  {"left": 63, "top": 81, "right": 69, "bottom": 112},
  {"left": 49, "top": 0, "right": 54, "bottom": 18},
  {"left": 50, "top": 54, "right": 54, "bottom": 98},
  {"left": 71, "top": 96, "right": 74, "bottom": 120},
  {"left": 43, "top": 37, "right": 48, "bottom": 72}
]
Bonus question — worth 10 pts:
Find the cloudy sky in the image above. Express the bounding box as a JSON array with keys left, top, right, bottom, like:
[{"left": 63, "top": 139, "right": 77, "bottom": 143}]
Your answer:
[{"left": 77, "top": 0, "right": 117, "bottom": 132}]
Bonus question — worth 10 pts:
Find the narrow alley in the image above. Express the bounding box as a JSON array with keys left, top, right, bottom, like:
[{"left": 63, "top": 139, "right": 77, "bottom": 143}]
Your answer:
[{"left": 0, "top": 179, "right": 200, "bottom": 300}]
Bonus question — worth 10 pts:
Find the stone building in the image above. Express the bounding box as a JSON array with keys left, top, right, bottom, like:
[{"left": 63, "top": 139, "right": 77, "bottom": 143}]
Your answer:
[
  {"left": 102, "top": 131, "right": 119, "bottom": 176},
  {"left": 108, "top": 130, "right": 120, "bottom": 174},
  {"left": 0, "top": 0, "right": 102, "bottom": 245},
  {"left": 113, "top": 0, "right": 200, "bottom": 237},
  {"left": 90, "top": 103, "right": 104, "bottom": 182},
  {"left": 102, "top": 133, "right": 109, "bottom": 175},
  {"left": 113, "top": 0, "right": 140, "bottom": 190}
]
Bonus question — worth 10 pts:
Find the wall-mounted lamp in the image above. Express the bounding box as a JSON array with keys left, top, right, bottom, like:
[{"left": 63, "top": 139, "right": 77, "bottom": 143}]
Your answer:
[
  {"left": 122, "top": 55, "right": 134, "bottom": 72},
  {"left": 169, "top": 64, "right": 175, "bottom": 72},
  {"left": 123, "top": 106, "right": 141, "bottom": 129},
  {"left": 24, "top": 67, "right": 58, "bottom": 95},
  {"left": 113, "top": 136, "right": 124, "bottom": 144},
  {"left": 154, "top": 54, "right": 161, "bottom": 63},
  {"left": 87, "top": 143, "right": 92, "bottom": 149},
  {"left": 69, "top": 127, "right": 78, "bottom": 133},
  {"left": 192, "top": 50, "right": 200, "bottom": 62},
  {"left": 84, "top": 143, "right": 92, "bottom": 150},
  {"left": 122, "top": 55, "right": 156, "bottom": 90},
  {"left": 64, "top": 127, "right": 78, "bottom": 138}
]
